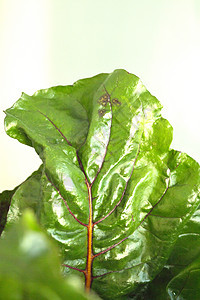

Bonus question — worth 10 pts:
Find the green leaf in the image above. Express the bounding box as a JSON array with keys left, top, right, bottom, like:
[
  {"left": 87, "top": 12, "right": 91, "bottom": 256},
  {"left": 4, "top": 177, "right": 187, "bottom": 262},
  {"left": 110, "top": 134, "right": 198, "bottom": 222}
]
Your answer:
[
  {"left": 0, "top": 210, "right": 99, "bottom": 300},
  {"left": 0, "top": 187, "right": 18, "bottom": 236},
  {"left": 3, "top": 70, "right": 200, "bottom": 299},
  {"left": 167, "top": 256, "right": 200, "bottom": 300},
  {"left": 144, "top": 206, "right": 200, "bottom": 299}
]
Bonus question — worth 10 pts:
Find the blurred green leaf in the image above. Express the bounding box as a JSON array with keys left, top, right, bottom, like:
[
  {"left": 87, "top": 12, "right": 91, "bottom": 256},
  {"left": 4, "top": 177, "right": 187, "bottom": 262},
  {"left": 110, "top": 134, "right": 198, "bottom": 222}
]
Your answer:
[{"left": 0, "top": 210, "right": 99, "bottom": 300}]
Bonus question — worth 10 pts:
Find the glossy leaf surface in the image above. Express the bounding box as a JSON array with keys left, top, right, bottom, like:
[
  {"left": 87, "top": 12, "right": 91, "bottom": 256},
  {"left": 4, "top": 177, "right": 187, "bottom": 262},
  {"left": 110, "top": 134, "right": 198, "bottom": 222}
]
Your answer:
[
  {"left": 3, "top": 70, "right": 200, "bottom": 299},
  {"left": 0, "top": 210, "right": 98, "bottom": 300}
]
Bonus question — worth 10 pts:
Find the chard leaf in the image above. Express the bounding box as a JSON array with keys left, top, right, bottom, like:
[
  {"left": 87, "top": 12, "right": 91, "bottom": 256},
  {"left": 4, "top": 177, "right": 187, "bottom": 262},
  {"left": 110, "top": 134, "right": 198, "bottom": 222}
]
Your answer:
[{"left": 3, "top": 70, "right": 200, "bottom": 299}]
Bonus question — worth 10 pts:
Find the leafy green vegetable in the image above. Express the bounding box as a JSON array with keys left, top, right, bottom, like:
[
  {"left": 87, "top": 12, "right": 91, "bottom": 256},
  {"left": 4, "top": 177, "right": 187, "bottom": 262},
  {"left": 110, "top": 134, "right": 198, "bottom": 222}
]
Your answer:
[
  {"left": 0, "top": 209, "right": 98, "bottom": 300},
  {"left": 1, "top": 69, "right": 200, "bottom": 299}
]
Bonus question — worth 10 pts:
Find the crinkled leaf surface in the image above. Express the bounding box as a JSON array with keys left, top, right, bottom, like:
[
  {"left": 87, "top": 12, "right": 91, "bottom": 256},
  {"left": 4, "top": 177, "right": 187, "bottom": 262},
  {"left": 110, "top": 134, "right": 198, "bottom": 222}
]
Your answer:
[
  {"left": 0, "top": 210, "right": 98, "bottom": 300},
  {"left": 3, "top": 70, "right": 200, "bottom": 299}
]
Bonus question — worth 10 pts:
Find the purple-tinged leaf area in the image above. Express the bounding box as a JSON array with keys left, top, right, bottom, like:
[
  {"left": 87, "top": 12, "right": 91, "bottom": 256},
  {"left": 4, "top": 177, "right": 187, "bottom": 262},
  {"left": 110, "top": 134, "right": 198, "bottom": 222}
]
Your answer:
[{"left": 2, "top": 69, "right": 200, "bottom": 299}]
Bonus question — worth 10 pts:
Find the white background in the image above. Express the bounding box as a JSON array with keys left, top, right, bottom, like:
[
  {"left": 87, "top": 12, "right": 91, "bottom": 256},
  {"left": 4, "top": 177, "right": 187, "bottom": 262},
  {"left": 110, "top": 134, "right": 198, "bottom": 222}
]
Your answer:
[{"left": 0, "top": 0, "right": 200, "bottom": 191}]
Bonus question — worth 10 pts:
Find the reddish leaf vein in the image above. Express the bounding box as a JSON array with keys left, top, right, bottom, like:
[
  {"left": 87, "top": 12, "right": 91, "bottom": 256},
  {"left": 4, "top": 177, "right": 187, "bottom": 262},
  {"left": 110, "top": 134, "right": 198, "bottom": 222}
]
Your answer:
[
  {"left": 94, "top": 144, "right": 141, "bottom": 225},
  {"left": 45, "top": 173, "right": 87, "bottom": 227},
  {"left": 91, "top": 86, "right": 112, "bottom": 186},
  {"left": 37, "top": 110, "right": 72, "bottom": 146},
  {"left": 62, "top": 264, "right": 85, "bottom": 273},
  {"left": 93, "top": 177, "right": 170, "bottom": 257}
]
